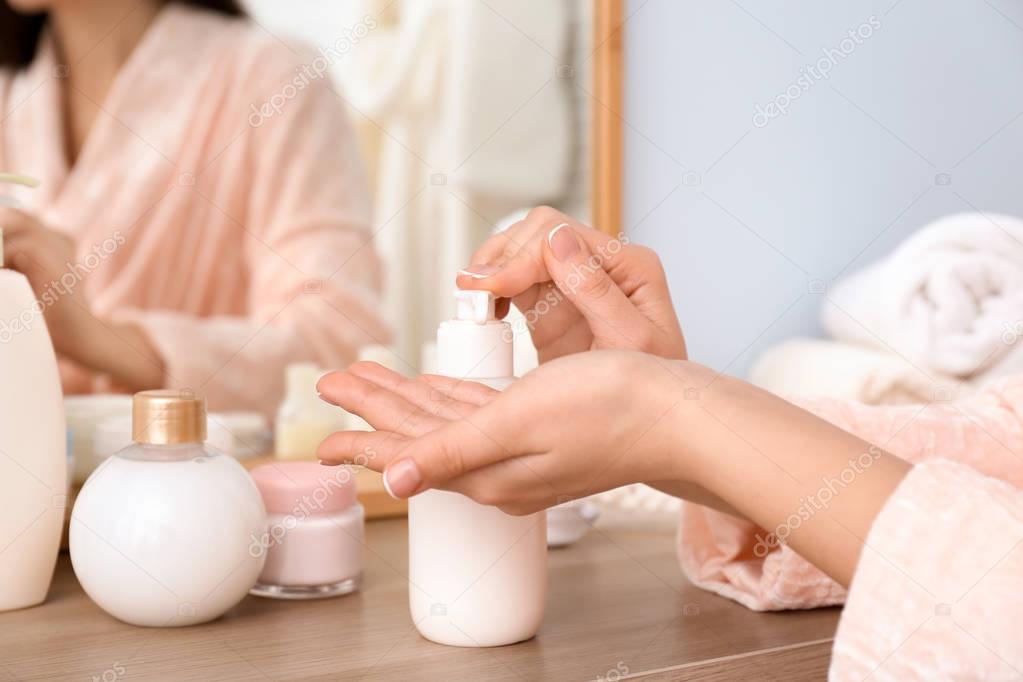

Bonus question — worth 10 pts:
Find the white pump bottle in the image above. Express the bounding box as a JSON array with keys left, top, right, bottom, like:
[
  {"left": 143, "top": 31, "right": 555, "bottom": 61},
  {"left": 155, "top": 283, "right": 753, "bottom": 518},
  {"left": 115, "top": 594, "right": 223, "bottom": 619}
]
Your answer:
[
  {"left": 0, "top": 174, "right": 67, "bottom": 611},
  {"left": 408, "top": 290, "right": 547, "bottom": 647}
]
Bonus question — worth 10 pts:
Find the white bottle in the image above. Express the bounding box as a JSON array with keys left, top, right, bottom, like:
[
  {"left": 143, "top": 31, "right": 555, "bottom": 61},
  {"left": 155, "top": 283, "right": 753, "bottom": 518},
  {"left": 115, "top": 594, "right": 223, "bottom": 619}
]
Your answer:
[
  {"left": 408, "top": 290, "right": 547, "bottom": 646},
  {"left": 0, "top": 174, "right": 67, "bottom": 612},
  {"left": 70, "top": 390, "right": 267, "bottom": 626}
]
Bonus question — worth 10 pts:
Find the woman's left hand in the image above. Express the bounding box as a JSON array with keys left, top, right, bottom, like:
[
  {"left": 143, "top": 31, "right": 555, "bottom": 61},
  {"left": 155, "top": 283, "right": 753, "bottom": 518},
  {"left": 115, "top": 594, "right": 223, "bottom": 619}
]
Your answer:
[
  {"left": 0, "top": 207, "right": 93, "bottom": 354},
  {"left": 0, "top": 207, "right": 164, "bottom": 389},
  {"left": 317, "top": 351, "right": 706, "bottom": 515}
]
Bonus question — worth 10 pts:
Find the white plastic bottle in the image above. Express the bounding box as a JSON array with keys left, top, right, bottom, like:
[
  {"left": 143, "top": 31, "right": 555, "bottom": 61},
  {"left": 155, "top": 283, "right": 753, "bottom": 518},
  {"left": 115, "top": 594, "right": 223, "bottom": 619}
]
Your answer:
[
  {"left": 71, "top": 390, "right": 267, "bottom": 626},
  {"left": 408, "top": 290, "right": 547, "bottom": 646},
  {"left": 0, "top": 174, "right": 67, "bottom": 612}
]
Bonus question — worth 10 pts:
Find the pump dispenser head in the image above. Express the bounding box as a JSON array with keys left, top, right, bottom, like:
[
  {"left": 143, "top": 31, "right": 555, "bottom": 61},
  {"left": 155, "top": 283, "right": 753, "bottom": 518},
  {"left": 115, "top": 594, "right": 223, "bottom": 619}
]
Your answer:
[
  {"left": 453, "top": 290, "right": 496, "bottom": 324},
  {"left": 437, "top": 290, "right": 512, "bottom": 379}
]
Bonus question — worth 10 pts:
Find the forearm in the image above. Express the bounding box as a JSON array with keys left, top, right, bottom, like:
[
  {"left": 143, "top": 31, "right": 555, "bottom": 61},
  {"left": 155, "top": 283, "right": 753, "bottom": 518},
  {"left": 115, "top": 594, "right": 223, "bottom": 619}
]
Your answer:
[
  {"left": 675, "top": 371, "right": 911, "bottom": 587},
  {"left": 645, "top": 480, "right": 740, "bottom": 517},
  {"left": 70, "top": 314, "right": 165, "bottom": 391}
]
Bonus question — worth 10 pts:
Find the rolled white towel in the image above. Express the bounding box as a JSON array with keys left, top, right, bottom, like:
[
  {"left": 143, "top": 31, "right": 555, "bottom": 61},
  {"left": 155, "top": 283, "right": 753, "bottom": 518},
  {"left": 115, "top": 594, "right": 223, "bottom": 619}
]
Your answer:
[
  {"left": 750, "top": 338, "right": 971, "bottom": 405},
  {"left": 823, "top": 212, "right": 1023, "bottom": 379}
]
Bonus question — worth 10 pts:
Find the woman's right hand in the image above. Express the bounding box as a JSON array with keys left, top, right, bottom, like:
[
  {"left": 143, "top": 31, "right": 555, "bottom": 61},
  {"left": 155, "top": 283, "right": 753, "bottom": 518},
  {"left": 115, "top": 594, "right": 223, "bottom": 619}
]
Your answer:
[
  {"left": 456, "top": 206, "right": 686, "bottom": 362},
  {"left": 318, "top": 352, "right": 727, "bottom": 514}
]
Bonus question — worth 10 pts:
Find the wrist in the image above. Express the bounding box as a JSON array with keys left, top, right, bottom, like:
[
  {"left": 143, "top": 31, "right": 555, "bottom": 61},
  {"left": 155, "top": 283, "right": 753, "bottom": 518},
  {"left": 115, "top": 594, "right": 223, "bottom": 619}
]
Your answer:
[
  {"left": 671, "top": 373, "right": 912, "bottom": 586},
  {"left": 642, "top": 358, "right": 725, "bottom": 487},
  {"left": 52, "top": 303, "right": 101, "bottom": 362},
  {"left": 69, "top": 315, "right": 165, "bottom": 391}
]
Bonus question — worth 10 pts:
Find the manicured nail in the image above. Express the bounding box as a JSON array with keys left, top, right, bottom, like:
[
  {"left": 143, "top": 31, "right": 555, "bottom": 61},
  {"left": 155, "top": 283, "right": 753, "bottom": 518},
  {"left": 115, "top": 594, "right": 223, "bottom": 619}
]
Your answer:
[
  {"left": 383, "top": 458, "right": 422, "bottom": 498},
  {"left": 458, "top": 264, "right": 502, "bottom": 279},
  {"left": 547, "top": 223, "right": 579, "bottom": 261}
]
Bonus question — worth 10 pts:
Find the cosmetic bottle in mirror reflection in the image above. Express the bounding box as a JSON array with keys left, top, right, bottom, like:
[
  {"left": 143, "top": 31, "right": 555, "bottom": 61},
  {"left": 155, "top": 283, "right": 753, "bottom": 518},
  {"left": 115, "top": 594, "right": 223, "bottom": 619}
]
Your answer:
[
  {"left": 407, "top": 290, "right": 548, "bottom": 647},
  {"left": 0, "top": 174, "right": 67, "bottom": 612},
  {"left": 275, "top": 363, "right": 340, "bottom": 460},
  {"left": 70, "top": 390, "right": 267, "bottom": 626}
]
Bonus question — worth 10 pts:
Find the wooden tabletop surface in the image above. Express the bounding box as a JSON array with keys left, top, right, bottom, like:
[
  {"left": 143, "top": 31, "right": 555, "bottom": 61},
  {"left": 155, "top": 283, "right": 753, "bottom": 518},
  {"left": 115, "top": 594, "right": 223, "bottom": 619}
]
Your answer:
[{"left": 1, "top": 513, "right": 840, "bottom": 681}]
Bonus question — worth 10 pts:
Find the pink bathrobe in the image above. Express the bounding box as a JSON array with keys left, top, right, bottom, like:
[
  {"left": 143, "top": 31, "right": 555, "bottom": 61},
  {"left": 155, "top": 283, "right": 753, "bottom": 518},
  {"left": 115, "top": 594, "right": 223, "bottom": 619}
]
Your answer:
[
  {"left": 0, "top": 4, "right": 389, "bottom": 415},
  {"left": 681, "top": 377, "right": 1023, "bottom": 679}
]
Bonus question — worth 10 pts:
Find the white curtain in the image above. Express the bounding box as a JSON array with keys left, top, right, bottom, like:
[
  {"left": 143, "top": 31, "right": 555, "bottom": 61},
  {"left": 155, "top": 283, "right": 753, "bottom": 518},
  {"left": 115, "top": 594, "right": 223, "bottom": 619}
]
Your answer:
[{"left": 342, "top": 0, "right": 575, "bottom": 370}]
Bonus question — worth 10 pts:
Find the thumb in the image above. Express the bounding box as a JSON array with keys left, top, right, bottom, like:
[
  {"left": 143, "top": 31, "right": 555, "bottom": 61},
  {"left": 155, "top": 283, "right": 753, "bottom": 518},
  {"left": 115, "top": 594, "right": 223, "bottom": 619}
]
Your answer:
[
  {"left": 381, "top": 409, "right": 512, "bottom": 498},
  {"left": 542, "top": 223, "right": 649, "bottom": 348}
]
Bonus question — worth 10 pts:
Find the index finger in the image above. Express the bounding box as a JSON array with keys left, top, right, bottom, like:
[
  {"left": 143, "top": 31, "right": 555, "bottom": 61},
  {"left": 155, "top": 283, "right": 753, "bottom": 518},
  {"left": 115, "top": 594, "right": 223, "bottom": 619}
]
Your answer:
[
  {"left": 467, "top": 206, "right": 562, "bottom": 265},
  {"left": 457, "top": 220, "right": 616, "bottom": 299}
]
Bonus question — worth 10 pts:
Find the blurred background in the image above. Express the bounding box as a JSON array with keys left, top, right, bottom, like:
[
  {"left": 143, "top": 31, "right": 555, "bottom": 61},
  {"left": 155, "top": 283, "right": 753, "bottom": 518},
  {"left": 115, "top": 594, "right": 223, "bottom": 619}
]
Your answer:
[
  {"left": 245, "top": 0, "right": 595, "bottom": 372},
  {"left": 624, "top": 0, "right": 1023, "bottom": 378},
  {"left": 244, "top": 0, "right": 1023, "bottom": 386},
  {"left": 7, "top": 0, "right": 1023, "bottom": 511}
]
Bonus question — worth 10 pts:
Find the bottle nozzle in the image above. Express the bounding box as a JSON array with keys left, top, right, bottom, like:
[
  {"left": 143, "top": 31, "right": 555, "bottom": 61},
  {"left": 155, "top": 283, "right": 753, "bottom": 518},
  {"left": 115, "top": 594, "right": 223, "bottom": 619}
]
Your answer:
[{"left": 453, "top": 290, "right": 496, "bottom": 324}]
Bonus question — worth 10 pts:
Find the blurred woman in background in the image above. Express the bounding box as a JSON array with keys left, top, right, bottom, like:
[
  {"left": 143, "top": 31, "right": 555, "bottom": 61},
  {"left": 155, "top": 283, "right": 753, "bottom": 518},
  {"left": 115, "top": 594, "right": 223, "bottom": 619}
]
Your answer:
[{"left": 0, "top": 0, "right": 388, "bottom": 415}]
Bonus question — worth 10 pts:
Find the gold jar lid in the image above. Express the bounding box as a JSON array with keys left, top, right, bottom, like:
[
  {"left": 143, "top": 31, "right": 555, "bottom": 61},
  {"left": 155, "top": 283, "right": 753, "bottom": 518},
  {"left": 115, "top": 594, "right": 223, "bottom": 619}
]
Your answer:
[{"left": 132, "top": 390, "right": 207, "bottom": 445}]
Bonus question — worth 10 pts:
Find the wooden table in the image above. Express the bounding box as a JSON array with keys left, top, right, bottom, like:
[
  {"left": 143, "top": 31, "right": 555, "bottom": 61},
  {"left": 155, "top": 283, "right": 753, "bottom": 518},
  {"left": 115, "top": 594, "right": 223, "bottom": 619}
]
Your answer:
[{"left": 1, "top": 514, "right": 840, "bottom": 681}]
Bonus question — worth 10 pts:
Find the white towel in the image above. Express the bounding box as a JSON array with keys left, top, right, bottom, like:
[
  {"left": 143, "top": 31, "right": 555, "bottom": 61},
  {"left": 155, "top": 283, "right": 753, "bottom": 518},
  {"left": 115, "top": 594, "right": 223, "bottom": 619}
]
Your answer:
[
  {"left": 750, "top": 338, "right": 970, "bottom": 405},
  {"left": 823, "top": 212, "right": 1023, "bottom": 380}
]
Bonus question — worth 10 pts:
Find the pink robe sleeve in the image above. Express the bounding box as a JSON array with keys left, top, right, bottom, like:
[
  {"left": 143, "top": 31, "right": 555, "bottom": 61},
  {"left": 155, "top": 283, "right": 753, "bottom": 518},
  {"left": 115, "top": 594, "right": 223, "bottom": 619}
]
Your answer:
[
  {"left": 116, "top": 50, "right": 390, "bottom": 416},
  {"left": 830, "top": 459, "right": 1023, "bottom": 680},
  {"left": 678, "top": 375, "right": 1023, "bottom": 611}
]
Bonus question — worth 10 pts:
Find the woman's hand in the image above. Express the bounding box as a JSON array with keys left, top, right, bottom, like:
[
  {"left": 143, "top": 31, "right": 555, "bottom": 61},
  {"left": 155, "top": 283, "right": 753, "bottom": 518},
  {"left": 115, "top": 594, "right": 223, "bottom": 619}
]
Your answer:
[
  {"left": 319, "top": 353, "right": 912, "bottom": 588},
  {"left": 318, "top": 351, "right": 714, "bottom": 515},
  {"left": 0, "top": 207, "right": 93, "bottom": 353},
  {"left": 0, "top": 207, "right": 164, "bottom": 390},
  {"left": 456, "top": 206, "right": 686, "bottom": 362}
]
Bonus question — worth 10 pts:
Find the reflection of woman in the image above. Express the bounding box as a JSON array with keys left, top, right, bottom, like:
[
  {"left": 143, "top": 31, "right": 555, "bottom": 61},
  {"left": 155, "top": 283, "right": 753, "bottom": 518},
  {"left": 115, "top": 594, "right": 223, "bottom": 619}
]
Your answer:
[
  {"left": 320, "top": 207, "right": 1023, "bottom": 679},
  {"left": 0, "top": 0, "right": 388, "bottom": 414}
]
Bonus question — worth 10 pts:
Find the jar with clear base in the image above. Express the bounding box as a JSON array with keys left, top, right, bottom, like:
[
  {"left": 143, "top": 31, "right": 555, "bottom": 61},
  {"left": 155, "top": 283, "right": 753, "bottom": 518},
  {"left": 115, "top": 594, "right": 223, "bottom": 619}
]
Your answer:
[{"left": 249, "top": 461, "right": 364, "bottom": 599}]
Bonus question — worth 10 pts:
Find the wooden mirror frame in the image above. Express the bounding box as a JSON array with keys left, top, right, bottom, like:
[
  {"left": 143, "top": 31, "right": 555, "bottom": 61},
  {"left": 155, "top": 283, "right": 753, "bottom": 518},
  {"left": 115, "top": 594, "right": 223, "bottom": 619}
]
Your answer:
[{"left": 591, "top": 0, "right": 624, "bottom": 236}]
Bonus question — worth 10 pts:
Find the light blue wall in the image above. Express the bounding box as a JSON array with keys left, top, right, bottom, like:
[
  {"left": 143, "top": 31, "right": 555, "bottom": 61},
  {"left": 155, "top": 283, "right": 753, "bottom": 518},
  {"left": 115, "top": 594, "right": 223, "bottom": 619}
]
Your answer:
[{"left": 624, "top": 0, "right": 1023, "bottom": 376}]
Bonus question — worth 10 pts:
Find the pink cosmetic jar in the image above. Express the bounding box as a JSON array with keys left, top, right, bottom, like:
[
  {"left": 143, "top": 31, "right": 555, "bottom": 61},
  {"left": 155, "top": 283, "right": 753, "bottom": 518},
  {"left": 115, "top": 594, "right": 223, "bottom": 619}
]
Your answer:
[{"left": 248, "top": 462, "right": 364, "bottom": 599}]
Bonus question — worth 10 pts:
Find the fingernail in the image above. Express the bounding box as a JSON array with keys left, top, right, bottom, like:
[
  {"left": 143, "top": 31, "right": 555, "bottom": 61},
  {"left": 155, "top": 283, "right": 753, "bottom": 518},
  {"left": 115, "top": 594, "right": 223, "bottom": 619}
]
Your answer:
[
  {"left": 458, "top": 264, "right": 502, "bottom": 279},
  {"left": 547, "top": 223, "right": 579, "bottom": 261},
  {"left": 383, "top": 458, "right": 422, "bottom": 498},
  {"left": 318, "top": 459, "right": 340, "bottom": 467}
]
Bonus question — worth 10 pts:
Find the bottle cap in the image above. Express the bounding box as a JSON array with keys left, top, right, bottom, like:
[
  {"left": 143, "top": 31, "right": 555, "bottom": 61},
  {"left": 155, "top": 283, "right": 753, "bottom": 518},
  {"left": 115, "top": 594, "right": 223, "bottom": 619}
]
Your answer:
[
  {"left": 285, "top": 363, "right": 322, "bottom": 405},
  {"left": 250, "top": 461, "right": 358, "bottom": 514},
  {"left": 132, "top": 389, "right": 207, "bottom": 445}
]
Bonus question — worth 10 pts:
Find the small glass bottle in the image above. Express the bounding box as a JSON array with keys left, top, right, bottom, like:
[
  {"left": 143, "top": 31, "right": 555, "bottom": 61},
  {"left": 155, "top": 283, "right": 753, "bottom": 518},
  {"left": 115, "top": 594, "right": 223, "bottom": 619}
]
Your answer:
[
  {"left": 249, "top": 461, "right": 364, "bottom": 599},
  {"left": 70, "top": 390, "right": 267, "bottom": 627},
  {"left": 275, "top": 363, "right": 340, "bottom": 460}
]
